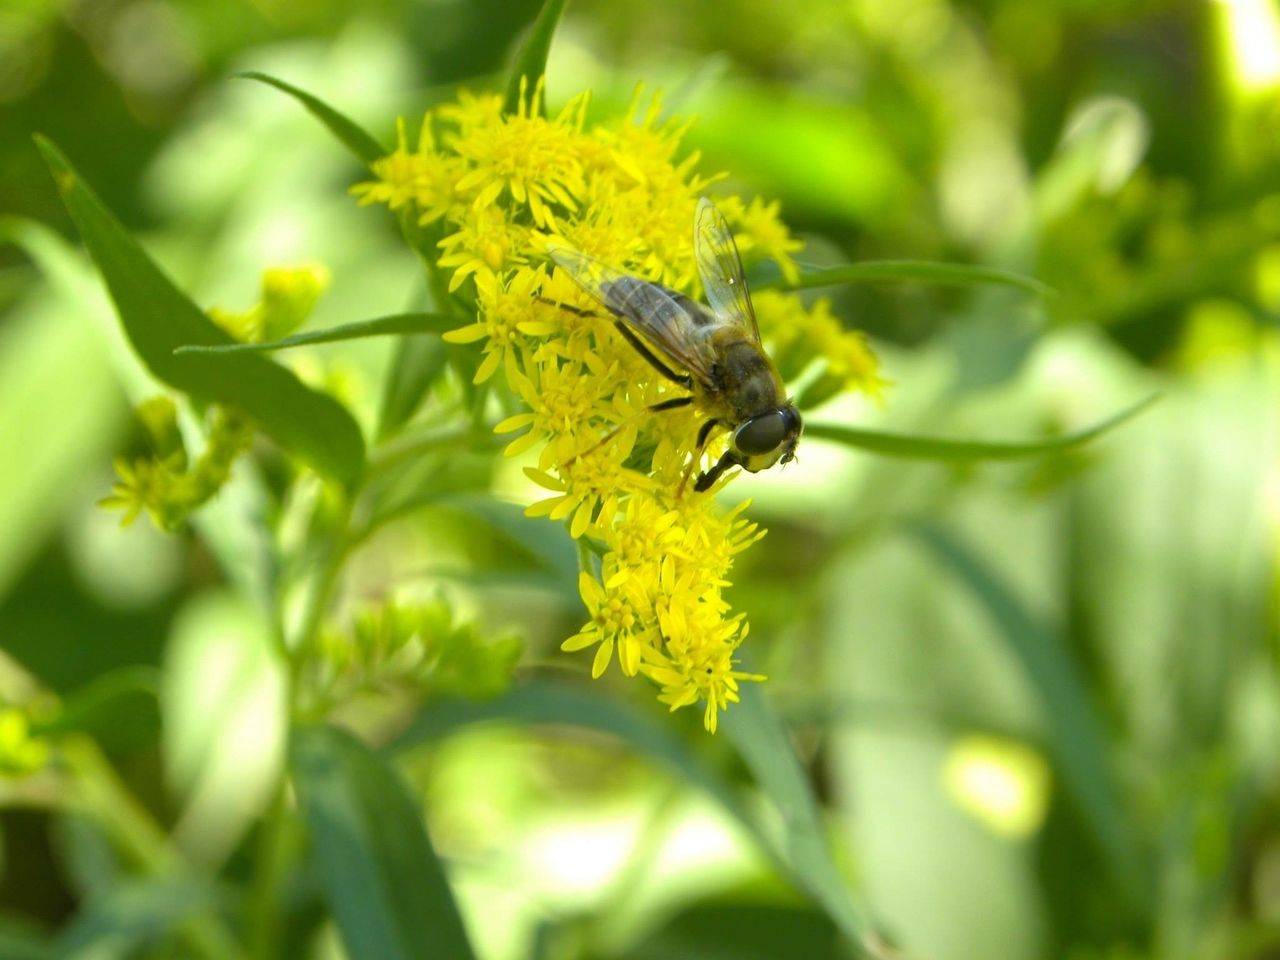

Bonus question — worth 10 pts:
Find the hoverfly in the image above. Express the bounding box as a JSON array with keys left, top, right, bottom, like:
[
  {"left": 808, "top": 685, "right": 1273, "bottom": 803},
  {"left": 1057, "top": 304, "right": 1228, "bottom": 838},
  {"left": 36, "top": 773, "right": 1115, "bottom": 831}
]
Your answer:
[{"left": 548, "top": 197, "right": 802, "bottom": 492}]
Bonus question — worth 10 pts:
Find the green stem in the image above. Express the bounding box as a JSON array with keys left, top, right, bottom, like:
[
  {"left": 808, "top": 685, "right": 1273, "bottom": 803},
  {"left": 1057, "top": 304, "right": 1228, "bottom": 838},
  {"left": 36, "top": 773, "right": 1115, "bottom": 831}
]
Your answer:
[
  {"left": 63, "top": 739, "right": 246, "bottom": 960},
  {"left": 366, "top": 422, "right": 503, "bottom": 477},
  {"left": 250, "top": 489, "right": 356, "bottom": 960},
  {"left": 246, "top": 785, "right": 292, "bottom": 960}
]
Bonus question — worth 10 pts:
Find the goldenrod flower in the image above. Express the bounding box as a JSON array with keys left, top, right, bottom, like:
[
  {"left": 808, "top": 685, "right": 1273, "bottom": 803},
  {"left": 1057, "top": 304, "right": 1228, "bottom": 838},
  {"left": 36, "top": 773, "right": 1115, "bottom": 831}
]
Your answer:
[
  {"left": 437, "top": 207, "right": 531, "bottom": 291},
  {"left": 562, "top": 570, "right": 656, "bottom": 679},
  {"left": 102, "top": 404, "right": 252, "bottom": 532},
  {"left": 449, "top": 82, "right": 588, "bottom": 228},
  {"left": 0, "top": 708, "right": 49, "bottom": 776},
  {"left": 443, "top": 267, "right": 555, "bottom": 383},
  {"left": 209, "top": 263, "right": 331, "bottom": 344},
  {"left": 351, "top": 118, "right": 462, "bottom": 224},
  {"left": 354, "top": 83, "right": 886, "bottom": 730},
  {"left": 720, "top": 195, "right": 805, "bottom": 285}
]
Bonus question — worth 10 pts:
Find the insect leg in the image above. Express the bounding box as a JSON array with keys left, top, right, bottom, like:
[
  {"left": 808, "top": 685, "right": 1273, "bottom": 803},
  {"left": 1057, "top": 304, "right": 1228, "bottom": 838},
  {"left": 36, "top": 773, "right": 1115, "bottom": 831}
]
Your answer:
[
  {"left": 650, "top": 396, "right": 694, "bottom": 413},
  {"left": 695, "top": 418, "right": 719, "bottom": 448},
  {"left": 678, "top": 418, "right": 725, "bottom": 496},
  {"left": 693, "top": 450, "right": 742, "bottom": 493},
  {"left": 609, "top": 321, "right": 695, "bottom": 389},
  {"left": 535, "top": 295, "right": 598, "bottom": 319},
  {"left": 563, "top": 396, "right": 694, "bottom": 469},
  {"left": 537, "top": 296, "right": 694, "bottom": 389}
]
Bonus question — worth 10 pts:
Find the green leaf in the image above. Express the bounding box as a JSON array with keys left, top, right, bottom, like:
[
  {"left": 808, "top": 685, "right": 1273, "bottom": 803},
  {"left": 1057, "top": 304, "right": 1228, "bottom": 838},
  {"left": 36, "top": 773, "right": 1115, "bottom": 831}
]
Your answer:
[
  {"left": 36, "top": 666, "right": 160, "bottom": 739},
  {"left": 437, "top": 495, "right": 578, "bottom": 587},
  {"left": 909, "top": 522, "right": 1152, "bottom": 913},
  {"left": 805, "top": 395, "right": 1157, "bottom": 462},
  {"left": 4, "top": 218, "right": 275, "bottom": 603},
  {"left": 35, "top": 137, "right": 366, "bottom": 486},
  {"left": 378, "top": 334, "right": 450, "bottom": 440},
  {"left": 503, "top": 0, "right": 568, "bottom": 116},
  {"left": 52, "top": 877, "right": 223, "bottom": 959},
  {"left": 393, "top": 682, "right": 768, "bottom": 851},
  {"left": 721, "top": 683, "right": 877, "bottom": 955},
  {"left": 0, "top": 919, "right": 51, "bottom": 960},
  {"left": 163, "top": 593, "right": 287, "bottom": 869},
  {"left": 292, "top": 725, "right": 476, "bottom": 960},
  {"left": 393, "top": 683, "right": 888, "bottom": 953},
  {"left": 0, "top": 219, "right": 126, "bottom": 598},
  {"left": 760, "top": 261, "right": 1054, "bottom": 297},
  {"left": 173, "top": 312, "right": 454, "bottom": 355},
  {"left": 240, "top": 72, "right": 386, "bottom": 165},
  {"left": 621, "top": 900, "right": 841, "bottom": 960}
]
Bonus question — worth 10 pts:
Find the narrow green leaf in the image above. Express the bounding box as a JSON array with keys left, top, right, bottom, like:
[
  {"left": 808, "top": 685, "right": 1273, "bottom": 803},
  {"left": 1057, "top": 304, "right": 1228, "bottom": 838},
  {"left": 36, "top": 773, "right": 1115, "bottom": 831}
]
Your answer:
[
  {"left": 4, "top": 217, "right": 277, "bottom": 604},
  {"left": 378, "top": 334, "right": 449, "bottom": 440},
  {"left": 624, "top": 901, "right": 841, "bottom": 960},
  {"left": 378, "top": 214, "right": 470, "bottom": 437},
  {"left": 35, "top": 666, "right": 160, "bottom": 737},
  {"left": 240, "top": 72, "right": 386, "bottom": 165},
  {"left": 392, "top": 682, "right": 768, "bottom": 852},
  {"left": 909, "top": 522, "right": 1151, "bottom": 912},
  {"left": 0, "top": 218, "right": 125, "bottom": 597},
  {"left": 164, "top": 593, "right": 286, "bottom": 869},
  {"left": 52, "top": 877, "right": 223, "bottom": 958},
  {"left": 437, "top": 495, "right": 578, "bottom": 587},
  {"left": 721, "top": 682, "right": 877, "bottom": 955},
  {"left": 173, "top": 312, "right": 454, "bottom": 355},
  {"left": 503, "top": 0, "right": 568, "bottom": 115},
  {"left": 805, "top": 395, "right": 1157, "bottom": 462},
  {"left": 35, "top": 137, "right": 366, "bottom": 485},
  {"left": 393, "top": 683, "right": 886, "bottom": 954},
  {"left": 760, "top": 261, "right": 1054, "bottom": 297},
  {"left": 0, "top": 919, "right": 51, "bottom": 960},
  {"left": 292, "top": 725, "right": 476, "bottom": 960}
]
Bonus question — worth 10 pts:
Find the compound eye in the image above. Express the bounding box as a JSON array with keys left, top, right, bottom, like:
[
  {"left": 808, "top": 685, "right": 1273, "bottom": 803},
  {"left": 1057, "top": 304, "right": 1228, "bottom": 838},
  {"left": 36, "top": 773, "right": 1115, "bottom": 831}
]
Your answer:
[{"left": 734, "top": 411, "right": 788, "bottom": 457}]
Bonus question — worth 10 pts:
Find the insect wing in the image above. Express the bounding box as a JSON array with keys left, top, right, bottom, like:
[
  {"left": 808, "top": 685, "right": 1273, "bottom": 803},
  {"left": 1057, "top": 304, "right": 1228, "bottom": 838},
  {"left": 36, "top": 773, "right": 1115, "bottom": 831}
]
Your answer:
[
  {"left": 694, "top": 197, "right": 761, "bottom": 342},
  {"left": 548, "top": 243, "right": 716, "bottom": 382}
]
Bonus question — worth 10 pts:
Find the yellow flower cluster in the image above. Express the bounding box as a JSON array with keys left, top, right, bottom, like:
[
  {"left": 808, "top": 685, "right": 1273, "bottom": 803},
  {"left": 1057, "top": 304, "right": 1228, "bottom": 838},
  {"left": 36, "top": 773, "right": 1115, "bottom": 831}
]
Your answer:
[
  {"left": 209, "top": 263, "right": 331, "bottom": 344},
  {"left": 102, "top": 398, "right": 252, "bottom": 531},
  {"left": 354, "top": 82, "right": 884, "bottom": 731},
  {"left": 104, "top": 266, "right": 331, "bottom": 533},
  {"left": 0, "top": 707, "right": 49, "bottom": 777}
]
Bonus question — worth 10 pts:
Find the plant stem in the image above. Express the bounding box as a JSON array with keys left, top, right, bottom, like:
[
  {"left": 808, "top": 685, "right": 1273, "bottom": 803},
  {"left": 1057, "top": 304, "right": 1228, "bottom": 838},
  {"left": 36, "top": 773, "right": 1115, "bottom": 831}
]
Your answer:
[
  {"left": 366, "top": 422, "right": 501, "bottom": 477},
  {"left": 63, "top": 738, "right": 247, "bottom": 960},
  {"left": 249, "top": 488, "right": 355, "bottom": 960}
]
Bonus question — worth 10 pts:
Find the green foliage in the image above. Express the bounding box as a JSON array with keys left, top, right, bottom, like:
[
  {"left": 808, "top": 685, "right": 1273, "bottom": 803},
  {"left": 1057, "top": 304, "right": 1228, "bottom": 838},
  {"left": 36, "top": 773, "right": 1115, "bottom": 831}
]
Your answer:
[
  {"left": 763, "top": 260, "right": 1055, "bottom": 297},
  {"left": 312, "top": 598, "right": 523, "bottom": 704},
  {"left": 239, "top": 72, "right": 387, "bottom": 166},
  {"left": 102, "top": 403, "right": 252, "bottom": 530},
  {"left": 503, "top": 0, "right": 569, "bottom": 115},
  {"left": 805, "top": 395, "right": 1159, "bottom": 462},
  {"left": 35, "top": 138, "right": 366, "bottom": 487},
  {"left": 174, "top": 312, "right": 456, "bottom": 356},
  {"left": 292, "top": 725, "right": 476, "bottom": 960},
  {"left": 2, "top": 1, "right": 1275, "bottom": 960}
]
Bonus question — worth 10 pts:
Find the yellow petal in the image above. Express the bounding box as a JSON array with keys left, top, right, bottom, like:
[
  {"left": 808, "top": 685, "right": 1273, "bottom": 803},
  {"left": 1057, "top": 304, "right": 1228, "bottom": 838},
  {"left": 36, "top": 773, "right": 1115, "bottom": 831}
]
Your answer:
[
  {"left": 503, "top": 430, "right": 541, "bottom": 458},
  {"left": 577, "top": 571, "right": 604, "bottom": 607},
  {"left": 561, "top": 629, "right": 598, "bottom": 652},
  {"left": 591, "top": 637, "right": 614, "bottom": 678},
  {"left": 442, "top": 323, "right": 489, "bottom": 344},
  {"left": 619, "top": 634, "right": 640, "bottom": 677},
  {"left": 525, "top": 495, "right": 565, "bottom": 518},
  {"left": 495, "top": 413, "right": 535, "bottom": 434},
  {"left": 473, "top": 349, "right": 502, "bottom": 383},
  {"left": 569, "top": 500, "right": 593, "bottom": 540}
]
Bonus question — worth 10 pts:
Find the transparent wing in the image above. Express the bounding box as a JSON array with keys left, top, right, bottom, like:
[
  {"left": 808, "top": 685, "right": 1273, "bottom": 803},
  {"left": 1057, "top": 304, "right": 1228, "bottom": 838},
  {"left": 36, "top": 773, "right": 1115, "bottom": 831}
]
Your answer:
[
  {"left": 694, "top": 196, "right": 760, "bottom": 342},
  {"left": 548, "top": 243, "right": 717, "bottom": 382}
]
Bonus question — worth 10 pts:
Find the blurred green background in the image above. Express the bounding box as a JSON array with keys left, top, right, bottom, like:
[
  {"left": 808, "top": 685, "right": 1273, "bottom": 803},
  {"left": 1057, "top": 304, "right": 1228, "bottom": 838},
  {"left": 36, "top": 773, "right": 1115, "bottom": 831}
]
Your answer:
[{"left": 1, "top": 0, "right": 1277, "bottom": 958}]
